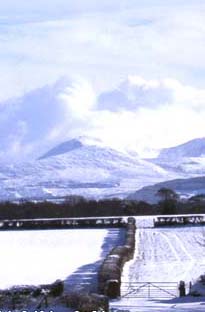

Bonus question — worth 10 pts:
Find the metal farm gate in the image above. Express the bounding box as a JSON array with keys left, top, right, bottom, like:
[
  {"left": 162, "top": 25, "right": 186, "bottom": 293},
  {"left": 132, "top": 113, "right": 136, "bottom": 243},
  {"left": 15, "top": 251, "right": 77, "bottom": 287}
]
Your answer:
[{"left": 121, "top": 282, "right": 178, "bottom": 299}]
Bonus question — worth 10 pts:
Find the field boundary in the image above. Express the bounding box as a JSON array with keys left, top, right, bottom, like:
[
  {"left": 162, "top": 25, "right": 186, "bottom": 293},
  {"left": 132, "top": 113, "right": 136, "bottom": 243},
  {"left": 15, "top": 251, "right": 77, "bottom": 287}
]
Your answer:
[{"left": 121, "top": 282, "right": 178, "bottom": 299}]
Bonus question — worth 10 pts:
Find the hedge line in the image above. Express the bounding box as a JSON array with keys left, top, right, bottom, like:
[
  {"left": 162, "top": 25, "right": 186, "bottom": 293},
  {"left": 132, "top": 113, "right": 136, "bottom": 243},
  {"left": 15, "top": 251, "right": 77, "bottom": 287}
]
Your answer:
[{"left": 98, "top": 217, "right": 136, "bottom": 298}]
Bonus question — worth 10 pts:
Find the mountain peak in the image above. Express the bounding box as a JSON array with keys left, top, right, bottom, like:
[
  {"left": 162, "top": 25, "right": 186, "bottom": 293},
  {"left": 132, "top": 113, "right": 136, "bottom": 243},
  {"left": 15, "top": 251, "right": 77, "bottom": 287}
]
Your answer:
[
  {"left": 158, "top": 137, "right": 205, "bottom": 159},
  {"left": 38, "top": 136, "right": 104, "bottom": 160}
]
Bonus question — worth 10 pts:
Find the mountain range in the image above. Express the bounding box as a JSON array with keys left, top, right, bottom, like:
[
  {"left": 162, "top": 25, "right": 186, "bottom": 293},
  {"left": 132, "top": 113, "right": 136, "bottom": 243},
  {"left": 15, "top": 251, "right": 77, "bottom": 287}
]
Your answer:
[
  {"left": 0, "top": 136, "right": 205, "bottom": 202},
  {"left": 158, "top": 137, "right": 205, "bottom": 159},
  {"left": 0, "top": 137, "right": 170, "bottom": 201},
  {"left": 128, "top": 137, "right": 205, "bottom": 202}
]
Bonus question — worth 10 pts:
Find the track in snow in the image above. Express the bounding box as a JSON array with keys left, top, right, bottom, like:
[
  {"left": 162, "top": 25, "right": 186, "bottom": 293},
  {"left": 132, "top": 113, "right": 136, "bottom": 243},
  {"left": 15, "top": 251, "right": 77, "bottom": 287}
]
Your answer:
[
  {"left": 128, "top": 226, "right": 205, "bottom": 285},
  {"left": 111, "top": 224, "right": 205, "bottom": 312}
]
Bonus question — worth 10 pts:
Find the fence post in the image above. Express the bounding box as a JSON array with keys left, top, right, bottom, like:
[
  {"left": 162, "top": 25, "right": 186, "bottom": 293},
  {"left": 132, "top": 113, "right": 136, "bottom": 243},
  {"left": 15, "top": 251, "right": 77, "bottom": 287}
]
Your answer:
[
  {"left": 179, "top": 281, "right": 186, "bottom": 297},
  {"left": 105, "top": 280, "right": 120, "bottom": 299}
]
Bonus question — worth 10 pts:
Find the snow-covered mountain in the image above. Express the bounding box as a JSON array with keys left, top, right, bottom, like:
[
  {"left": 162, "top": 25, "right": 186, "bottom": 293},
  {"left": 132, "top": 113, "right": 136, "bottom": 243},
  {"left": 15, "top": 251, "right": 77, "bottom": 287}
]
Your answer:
[
  {"left": 127, "top": 176, "right": 205, "bottom": 203},
  {"left": 39, "top": 136, "right": 105, "bottom": 159},
  {"left": 1, "top": 136, "right": 205, "bottom": 202},
  {"left": 158, "top": 137, "right": 205, "bottom": 160},
  {"left": 147, "top": 138, "right": 205, "bottom": 176},
  {"left": 126, "top": 138, "right": 205, "bottom": 203},
  {"left": 0, "top": 137, "right": 171, "bottom": 201}
]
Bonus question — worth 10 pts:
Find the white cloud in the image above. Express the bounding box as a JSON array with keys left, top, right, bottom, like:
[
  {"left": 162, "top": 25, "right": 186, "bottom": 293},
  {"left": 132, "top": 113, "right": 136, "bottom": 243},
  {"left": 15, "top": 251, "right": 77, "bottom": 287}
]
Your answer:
[
  {"left": 0, "top": 78, "right": 95, "bottom": 161},
  {"left": 97, "top": 76, "right": 173, "bottom": 111},
  {"left": 1, "top": 0, "right": 205, "bottom": 160},
  {"left": 0, "top": 1, "right": 205, "bottom": 101},
  {"left": 58, "top": 79, "right": 96, "bottom": 118},
  {"left": 89, "top": 76, "right": 205, "bottom": 155},
  {"left": 0, "top": 75, "right": 205, "bottom": 161}
]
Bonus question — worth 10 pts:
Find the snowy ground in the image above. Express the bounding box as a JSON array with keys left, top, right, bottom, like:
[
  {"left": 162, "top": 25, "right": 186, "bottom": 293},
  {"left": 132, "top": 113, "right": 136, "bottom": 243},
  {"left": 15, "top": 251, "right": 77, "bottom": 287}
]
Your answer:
[
  {"left": 111, "top": 220, "right": 205, "bottom": 312},
  {"left": 130, "top": 226, "right": 205, "bottom": 284},
  {"left": 0, "top": 228, "right": 124, "bottom": 290},
  {"left": 1, "top": 220, "right": 205, "bottom": 311},
  {"left": 111, "top": 297, "right": 205, "bottom": 312}
]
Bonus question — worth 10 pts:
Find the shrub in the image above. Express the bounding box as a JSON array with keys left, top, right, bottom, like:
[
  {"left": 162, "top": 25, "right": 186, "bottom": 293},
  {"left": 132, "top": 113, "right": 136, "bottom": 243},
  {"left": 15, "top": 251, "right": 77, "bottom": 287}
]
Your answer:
[
  {"left": 49, "top": 280, "right": 64, "bottom": 297},
  {"left": 64, "top": 292, "right": 109, "bottom": 312}
]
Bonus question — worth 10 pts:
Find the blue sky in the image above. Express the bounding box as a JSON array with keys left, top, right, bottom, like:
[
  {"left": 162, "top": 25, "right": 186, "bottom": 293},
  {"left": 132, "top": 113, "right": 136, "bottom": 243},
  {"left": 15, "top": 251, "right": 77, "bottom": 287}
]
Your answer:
[{"left": 0, "top": 0, "right": 205, "bottom": 160}]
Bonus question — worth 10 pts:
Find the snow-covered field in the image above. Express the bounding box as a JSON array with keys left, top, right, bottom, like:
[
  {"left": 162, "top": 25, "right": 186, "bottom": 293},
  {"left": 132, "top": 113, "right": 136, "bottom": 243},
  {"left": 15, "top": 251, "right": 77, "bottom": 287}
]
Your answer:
[
  {"left": 111, "top": 221, "right": 205, "bottom": 312},
  {"left": 130, "top": 226, "right": 205, "bottom": 284},
  {"left": 1, "top": 220, "right": 205, "bottom": 311},
  {"left": 0, "top": 228, "right": 124, "bottom": 290}
]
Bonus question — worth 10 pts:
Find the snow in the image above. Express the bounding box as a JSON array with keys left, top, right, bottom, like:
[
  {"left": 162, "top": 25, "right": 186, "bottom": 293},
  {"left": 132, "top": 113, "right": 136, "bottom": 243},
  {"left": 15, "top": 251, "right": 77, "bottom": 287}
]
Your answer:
[
  {"left": 158, "top": 138, "right": 205, "bottom": 160},
  {"left": 146, "top": 138, "right": 205, "bottom": 178},
  {"left": 126, "top": 137, "right": 205, "bottom": 203},
  {"left": 150, "top": 155, "right": 205, "bottom": 176},
  {"left": 0, "top": 228, "right": 123, "bottom": 289},
  {"left": 39, "top": 138, "right": 83, "bottom": 159},
  {"left": 111, "top": 219, "right": 205, "bottom": 311},
  {"left": 1, "top": 137, "right": 205, "bottom": 202},
  {"left": 128, "top": 176, "right": 205, "bottom": 203},
  {"left": 111, "top": 297, "right": 205, "bottom": 312},
  {"left": 0, "top": 219, "right": 204, "bottom": 311},
  {"left": 0, "top": 140, "right": 172, "bottom": 201},
  {"left": 128, "top": 226, "right": 205, "bottom": 284},
  {"left": 39, "top": 136, "right": 107, "bottom": 159}
]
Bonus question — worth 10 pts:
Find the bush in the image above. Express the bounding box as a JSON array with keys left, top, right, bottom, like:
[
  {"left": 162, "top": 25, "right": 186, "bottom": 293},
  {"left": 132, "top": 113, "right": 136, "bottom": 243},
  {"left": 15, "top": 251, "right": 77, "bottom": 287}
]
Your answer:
[
  {"left": 32, "top": 288, "right": 42, "bottom": 297},
  {"left": 64, "top": 292, "right": 109, "bottom": 312},
  {"left": 49, "top": 280, "right": 64, "bottom": 297}
]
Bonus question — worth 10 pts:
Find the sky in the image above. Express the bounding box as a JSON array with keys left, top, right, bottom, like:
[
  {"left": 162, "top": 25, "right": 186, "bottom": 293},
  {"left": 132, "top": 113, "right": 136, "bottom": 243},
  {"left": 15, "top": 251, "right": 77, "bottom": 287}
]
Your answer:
[{"left": 1, "top": 0, "right": 205, "bottom": 161}]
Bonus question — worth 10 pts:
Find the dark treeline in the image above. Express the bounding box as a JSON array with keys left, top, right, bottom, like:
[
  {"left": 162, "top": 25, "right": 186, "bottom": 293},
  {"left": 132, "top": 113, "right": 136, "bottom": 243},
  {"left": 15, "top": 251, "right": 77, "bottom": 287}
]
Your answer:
[{"left": 0, "top": 194, "right": 205, "bottom": 220}]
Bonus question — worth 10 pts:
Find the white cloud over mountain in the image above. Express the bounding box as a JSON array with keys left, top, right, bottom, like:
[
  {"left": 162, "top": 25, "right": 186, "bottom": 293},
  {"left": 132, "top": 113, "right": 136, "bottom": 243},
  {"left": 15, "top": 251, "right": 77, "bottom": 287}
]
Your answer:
[
  {"left": 94, "top": 77, "right": 205, "bottom": 154},
  {"left": 0, "top": 75, "right": 205, "bottom": 161},
  {"left": 0, "top": 78, "right": 95, "bottom": 161}
]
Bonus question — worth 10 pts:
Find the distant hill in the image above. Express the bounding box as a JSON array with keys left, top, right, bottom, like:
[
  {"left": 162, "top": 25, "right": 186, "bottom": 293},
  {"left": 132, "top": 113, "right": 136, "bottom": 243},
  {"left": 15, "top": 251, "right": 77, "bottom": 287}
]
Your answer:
[
  {"left": 158, "top": 138, "right": 205, "bottom": 160},
  {"left": 127, "top": 176, "right": 205, "bottom": 203},
  {"left": 146, "top": 138, "right": 205, "bottom": 176}
]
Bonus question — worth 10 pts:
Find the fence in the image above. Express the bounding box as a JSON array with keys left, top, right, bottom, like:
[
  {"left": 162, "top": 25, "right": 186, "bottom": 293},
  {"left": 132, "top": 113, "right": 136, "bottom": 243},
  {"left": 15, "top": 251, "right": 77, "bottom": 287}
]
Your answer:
[
  {"left": 121, "top": 282, "right": 178, "bottom": 299},
  {"left": 0, "top": 217, "right": 126, "bottom": 230},
  {"left": 154, "top": 215, "right": 205, "bottom": 227}
]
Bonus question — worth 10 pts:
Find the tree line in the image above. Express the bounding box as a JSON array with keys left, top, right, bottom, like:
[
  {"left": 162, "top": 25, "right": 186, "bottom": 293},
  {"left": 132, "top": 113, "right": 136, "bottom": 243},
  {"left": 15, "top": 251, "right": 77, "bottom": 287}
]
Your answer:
[{"left": 0, "top": 188, "right": 204, "bottom": 220}]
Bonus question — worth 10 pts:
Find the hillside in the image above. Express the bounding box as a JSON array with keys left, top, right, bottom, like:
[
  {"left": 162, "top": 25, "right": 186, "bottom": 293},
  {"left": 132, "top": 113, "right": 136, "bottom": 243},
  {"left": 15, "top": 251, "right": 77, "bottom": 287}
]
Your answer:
[
  {"left": 158, "top": 138, "right": 205, "bottom": 159},
  {"left": 127, "top": 176, "right": 205, "bottom": 203},
  {"left": 147, "top": 138, "right": 205, "bottom": 176},
  {"left": 0, "top": 137, "right": 170, "bottom": 201}
]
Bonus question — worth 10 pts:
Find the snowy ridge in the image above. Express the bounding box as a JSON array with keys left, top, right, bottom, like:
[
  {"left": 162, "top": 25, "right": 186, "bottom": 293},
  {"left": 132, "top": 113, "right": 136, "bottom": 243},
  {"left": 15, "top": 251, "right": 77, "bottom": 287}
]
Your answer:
[
  {"left": 0, "top": 138, "right": 171, "bottom": 201},
  {"left": 158, "top": 137, "right": 205, "bottom": 160},
  {"left": 1, "top": 136, "right": 205, "bottom": 201},
  {"left": 39, "top": 136, "right": 105, "bottom": 160},
  {"left": 146, "top": 138, "right": 205, "bottom": 176},
  {"left": 127, "top": 176, "right": 205, "bottom": 203},
  {"left": 137, "top": 137, "right": 205, "bottom": 200}
]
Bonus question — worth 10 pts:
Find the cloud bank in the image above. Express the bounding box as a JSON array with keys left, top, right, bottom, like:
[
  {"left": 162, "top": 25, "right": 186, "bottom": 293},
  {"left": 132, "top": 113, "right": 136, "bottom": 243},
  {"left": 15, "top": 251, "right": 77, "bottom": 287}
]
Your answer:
[
  {"left": 0, "top": 76, "right": 205, "bottom": 161},
  {"left": 1, "top": 0, "right": 205, "bottom": 102}
]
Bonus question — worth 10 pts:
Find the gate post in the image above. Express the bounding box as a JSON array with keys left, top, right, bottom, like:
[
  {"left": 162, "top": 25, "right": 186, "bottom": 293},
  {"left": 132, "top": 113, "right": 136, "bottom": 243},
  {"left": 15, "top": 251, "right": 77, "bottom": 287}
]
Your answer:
[
  {"left": 179, "top": 281, "right": 186, "bottom": 297},
  {"left": 105, "top": 280, "right": 120, "bottom": 299},
  {"left": 148, "top": 283, "right": 151, "bottom": 298}
]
